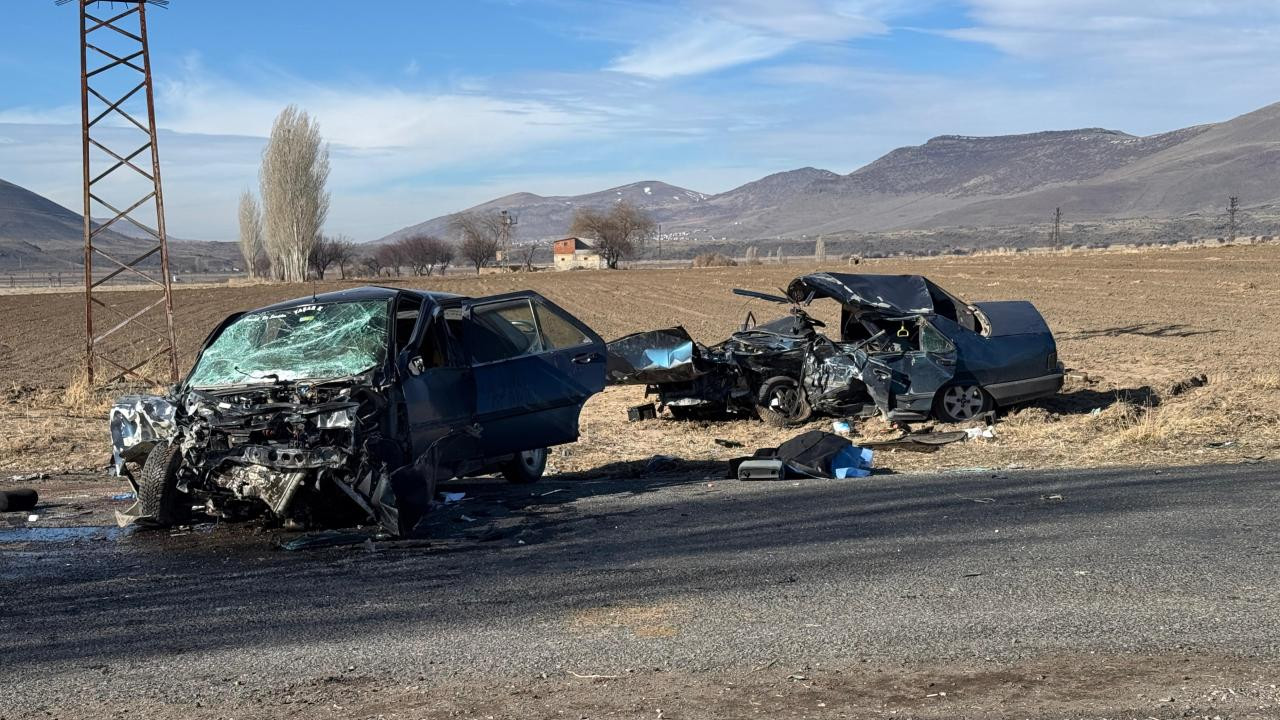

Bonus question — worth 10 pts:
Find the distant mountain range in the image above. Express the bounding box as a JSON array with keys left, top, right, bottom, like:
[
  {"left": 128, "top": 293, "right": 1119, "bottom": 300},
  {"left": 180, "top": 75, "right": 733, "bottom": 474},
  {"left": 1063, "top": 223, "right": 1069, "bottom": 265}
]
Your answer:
[
  {"left": 5, "top": 101, "right": 1279, "bottom": 271},
  {"left": 378, "top": 101, "right": 1280, "bottom": 245},
  {"left": 0, "top": 179, "right": 239, "bottom": 273}
]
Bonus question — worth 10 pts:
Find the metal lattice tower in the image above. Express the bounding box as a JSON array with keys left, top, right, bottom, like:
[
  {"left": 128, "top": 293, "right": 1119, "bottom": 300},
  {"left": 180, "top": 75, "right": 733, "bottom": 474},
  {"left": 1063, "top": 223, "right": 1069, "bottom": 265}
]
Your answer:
[{"left": 68, "top": 0, "right": 178, "bottom": 385}]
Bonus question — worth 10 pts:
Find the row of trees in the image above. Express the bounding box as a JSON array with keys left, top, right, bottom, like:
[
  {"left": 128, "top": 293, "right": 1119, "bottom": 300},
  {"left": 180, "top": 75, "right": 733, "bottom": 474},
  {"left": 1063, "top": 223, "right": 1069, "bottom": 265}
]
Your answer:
[
  {"left": 236, "top": 105, "right": 661, "bottom": 280},
  {"left": 238, "top": 106, "right": 331, "bottom": 283}
]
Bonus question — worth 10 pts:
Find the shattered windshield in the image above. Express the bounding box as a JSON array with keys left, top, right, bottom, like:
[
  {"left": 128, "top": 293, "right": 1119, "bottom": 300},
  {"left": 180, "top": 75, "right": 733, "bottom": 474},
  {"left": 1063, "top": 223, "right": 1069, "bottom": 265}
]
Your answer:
[{"left": 188, "top": 300, "right": 390, "bottom": 387}]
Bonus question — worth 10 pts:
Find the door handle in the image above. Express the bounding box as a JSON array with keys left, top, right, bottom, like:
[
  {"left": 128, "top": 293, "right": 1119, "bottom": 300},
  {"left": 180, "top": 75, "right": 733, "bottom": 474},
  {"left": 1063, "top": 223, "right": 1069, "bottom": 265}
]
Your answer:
[{"left": 572, "top": 352, "right": 602, "bottom": 365}]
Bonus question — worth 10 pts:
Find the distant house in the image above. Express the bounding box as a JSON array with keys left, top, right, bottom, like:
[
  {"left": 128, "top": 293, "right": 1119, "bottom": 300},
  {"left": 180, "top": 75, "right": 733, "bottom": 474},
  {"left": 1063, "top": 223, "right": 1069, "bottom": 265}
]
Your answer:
[{"left": 552, "top": 237, "right": 605, "bottom": 270}]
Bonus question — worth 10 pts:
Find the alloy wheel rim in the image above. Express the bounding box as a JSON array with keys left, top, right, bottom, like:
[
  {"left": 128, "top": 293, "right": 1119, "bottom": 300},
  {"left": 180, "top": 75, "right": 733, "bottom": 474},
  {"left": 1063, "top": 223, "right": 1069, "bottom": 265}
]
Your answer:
[{"left": 943, "top": 386, "right": 984, "bottom": 420}]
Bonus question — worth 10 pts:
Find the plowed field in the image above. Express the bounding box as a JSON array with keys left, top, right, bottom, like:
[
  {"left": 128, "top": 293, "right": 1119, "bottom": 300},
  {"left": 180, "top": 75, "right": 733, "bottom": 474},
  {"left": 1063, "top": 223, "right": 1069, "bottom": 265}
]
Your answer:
[{"left": 4, "top": 244, "right": 1278, "bottom": 474}]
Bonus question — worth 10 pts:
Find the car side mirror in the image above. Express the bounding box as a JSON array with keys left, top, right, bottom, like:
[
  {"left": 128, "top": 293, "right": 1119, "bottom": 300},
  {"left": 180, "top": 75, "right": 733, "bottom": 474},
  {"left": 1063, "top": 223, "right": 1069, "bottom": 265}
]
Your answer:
[{"left": 407, "top": 356, "right": 425, "bottom": 376}]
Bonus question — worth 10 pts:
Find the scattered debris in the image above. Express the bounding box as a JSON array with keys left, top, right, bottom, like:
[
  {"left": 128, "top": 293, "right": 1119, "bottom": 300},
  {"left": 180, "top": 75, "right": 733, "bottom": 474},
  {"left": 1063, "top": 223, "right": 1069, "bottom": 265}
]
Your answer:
[
  {"left": 1205, "top": 440, "right": 1236, "bottom": 449},
  {"left": 965, "top": 426, "right": 996, "bottom": 440},
  {"left": 26, "top": 514, "right": 39, "bottom": 522},
  {"left": 733, "top": 430, "right": 874, "bottom": 480},
  {"left": 714, "top": 438, "right": 744, "bottom": 448},
  {"left": 645, "top": 455, "right": 680, "bottom": 473},
  {"left": 831, "top": 420, "right": 852, "bottom": 436},
  {"left": 737, "top": 458, "right": 785, "bottom": 481},
  {"left": 7, "top": 473, "right": 47, "bottom": 483},
  {"left": 108, "top": 492, "right": 136, "bottom": 502},
  {"left": 862, "top": 430, "right": 968, "bottom": 453},
  {"left": 607, "top": 273, "right": 1063, "bottom": 427},
  {"left": 439, "top": 492, "right": 466, "bottom": 504},
  {"left": 1041, "top": 493, "right": 1065, "bottom": 502},
  {"left": 1168, "top": 373, "right": 1208, "bottom": 397},
  {"left": 626, "top": 402, "right": 657, "bottom": 422},
  {"left": 279, "top": 529, "right": 377, "bottom": 551},
  {"left": 0, "top": 489, "right": 39, "bottom": 513}
]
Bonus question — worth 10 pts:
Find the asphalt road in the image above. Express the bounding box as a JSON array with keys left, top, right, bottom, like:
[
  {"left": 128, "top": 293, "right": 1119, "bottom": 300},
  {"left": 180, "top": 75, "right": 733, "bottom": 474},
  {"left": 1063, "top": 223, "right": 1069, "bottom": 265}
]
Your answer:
[{"left": 2, "top": 461, "right": 1279, "bottom": 719}]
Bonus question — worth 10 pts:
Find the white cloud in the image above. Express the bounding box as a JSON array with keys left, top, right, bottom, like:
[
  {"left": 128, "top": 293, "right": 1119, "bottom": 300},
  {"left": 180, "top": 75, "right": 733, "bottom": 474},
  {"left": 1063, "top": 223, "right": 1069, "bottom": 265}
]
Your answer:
[
  {"left": 610, "top": 18, "right": 794, "bottom": 78},
  {"left": 609, "top": 0, "right": 891, "bottom": 78}
]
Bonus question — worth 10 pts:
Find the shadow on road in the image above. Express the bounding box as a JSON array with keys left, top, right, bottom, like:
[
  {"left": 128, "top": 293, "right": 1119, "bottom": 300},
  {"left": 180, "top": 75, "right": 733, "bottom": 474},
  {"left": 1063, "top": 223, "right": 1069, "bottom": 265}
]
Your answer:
[{"left": 2, "top": 460, "right": 1274, "bottom": 667}]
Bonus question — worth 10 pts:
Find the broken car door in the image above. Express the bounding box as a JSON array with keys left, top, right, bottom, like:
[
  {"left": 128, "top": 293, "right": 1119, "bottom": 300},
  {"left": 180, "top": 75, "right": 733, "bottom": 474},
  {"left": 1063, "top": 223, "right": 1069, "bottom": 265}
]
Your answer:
[
  {"left": 459, "top": 292, "right": 606, "bottom": 457},
  {"left": 865, "top": 316, "right": 958, "bottom": 419},
  {"left": 398, "top": 299, "right": 478, "bottom": 461}
]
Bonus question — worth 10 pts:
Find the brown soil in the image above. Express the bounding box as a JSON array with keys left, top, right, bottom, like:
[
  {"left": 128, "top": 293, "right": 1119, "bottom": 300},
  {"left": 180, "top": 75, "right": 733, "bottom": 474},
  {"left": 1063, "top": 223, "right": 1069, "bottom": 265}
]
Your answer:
[{"left": 3, "top": 244, "right": 1277, "bottom": 474}]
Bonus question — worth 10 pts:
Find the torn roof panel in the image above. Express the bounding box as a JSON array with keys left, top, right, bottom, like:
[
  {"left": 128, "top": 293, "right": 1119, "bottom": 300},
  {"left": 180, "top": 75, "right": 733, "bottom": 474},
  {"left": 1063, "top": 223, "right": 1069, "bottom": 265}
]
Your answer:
[{"left": 787, "top": 273, "right": 937, "bottom": 315}]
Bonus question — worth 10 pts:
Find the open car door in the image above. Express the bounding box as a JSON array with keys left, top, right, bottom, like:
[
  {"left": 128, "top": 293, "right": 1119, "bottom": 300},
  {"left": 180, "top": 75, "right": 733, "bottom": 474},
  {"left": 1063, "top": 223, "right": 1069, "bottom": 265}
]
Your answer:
[{"left": 458, "top": 292, "right": 606, "bottom": 457}]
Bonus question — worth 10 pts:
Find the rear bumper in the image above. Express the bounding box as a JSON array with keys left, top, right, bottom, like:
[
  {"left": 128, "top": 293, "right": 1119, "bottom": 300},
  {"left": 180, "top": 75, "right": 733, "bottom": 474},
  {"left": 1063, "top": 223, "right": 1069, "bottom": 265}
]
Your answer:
[{"left": 985, "top": 372, "right": 1064, "bottom": 406}]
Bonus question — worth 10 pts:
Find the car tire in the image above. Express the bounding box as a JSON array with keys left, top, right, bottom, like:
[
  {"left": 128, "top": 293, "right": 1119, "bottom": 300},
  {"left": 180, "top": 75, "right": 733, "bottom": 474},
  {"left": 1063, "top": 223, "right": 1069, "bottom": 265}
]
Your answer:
[
  {"left": 138, "top": 441, "right": 192, "bottom": 527},
  {"left": 501, "top": 448, "right": 548, "bottom": 484},
  {"left": 933, "top": 384, "right": 991, "bottom": 423},
  {"left": 757, "top": 376, "right": 812, "bottom": 428}
]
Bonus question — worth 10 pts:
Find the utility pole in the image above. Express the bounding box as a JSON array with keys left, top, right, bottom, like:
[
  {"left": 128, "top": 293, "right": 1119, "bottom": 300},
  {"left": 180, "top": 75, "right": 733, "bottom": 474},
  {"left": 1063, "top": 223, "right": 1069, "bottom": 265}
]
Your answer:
[
  {"left": 65, "top": 0, "right": 178, "bottom": 386},
  {"left": 1051, "top": 207, "right": 1062, "bottom": 250},
  {"left": 1227, "top": 196, "right": 1240, "bottom": 242},
  {"left": 656, "top": 223, "right": 661, "bottom": 262},
  {"left": 497, "top": 209, "right": 516, "bottom": 265}
]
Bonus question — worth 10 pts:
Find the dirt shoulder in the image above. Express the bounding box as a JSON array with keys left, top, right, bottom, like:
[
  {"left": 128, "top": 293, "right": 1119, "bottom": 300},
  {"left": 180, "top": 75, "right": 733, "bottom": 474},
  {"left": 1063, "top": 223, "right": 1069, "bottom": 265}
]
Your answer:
[{"left": 16, "top": 654, "right": 1280, "bottom": 720}]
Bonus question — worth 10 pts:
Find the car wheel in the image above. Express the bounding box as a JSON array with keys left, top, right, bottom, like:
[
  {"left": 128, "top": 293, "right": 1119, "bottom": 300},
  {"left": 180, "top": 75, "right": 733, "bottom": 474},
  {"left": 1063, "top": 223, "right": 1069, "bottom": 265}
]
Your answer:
[
  {"left": 138, "top": 441, "right": 192, "bottom": 527},
  {"left": 757, "top": 376, "right": 812, "bottom": 428},
  {"left": 502, "top": 448, "right": 548, "bottom": 484},
  {"left": 934, "top": 384, "right": 991, "bottom": 423}
]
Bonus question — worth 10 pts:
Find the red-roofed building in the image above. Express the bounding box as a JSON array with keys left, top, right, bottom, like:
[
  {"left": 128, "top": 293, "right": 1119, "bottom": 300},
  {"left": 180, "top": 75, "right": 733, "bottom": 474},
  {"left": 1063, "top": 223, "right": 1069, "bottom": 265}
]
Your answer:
[{"left": 552, "top": 237, "right": 605, "bottom": 270}]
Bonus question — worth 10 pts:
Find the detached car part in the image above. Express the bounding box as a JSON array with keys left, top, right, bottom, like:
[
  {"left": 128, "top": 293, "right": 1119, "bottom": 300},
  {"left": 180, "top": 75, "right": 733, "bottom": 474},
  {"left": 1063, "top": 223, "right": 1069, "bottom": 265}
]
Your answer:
[{"left": 110, "top": 286, "right": 606, "bottom": 536}]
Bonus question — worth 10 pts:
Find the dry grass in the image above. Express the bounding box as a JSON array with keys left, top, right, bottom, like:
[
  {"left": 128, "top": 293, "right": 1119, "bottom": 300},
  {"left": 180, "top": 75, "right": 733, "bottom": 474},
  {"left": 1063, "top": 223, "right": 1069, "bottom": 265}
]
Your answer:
[{"left": 5, "top": 244, "right": 1280, "bottom": 474}]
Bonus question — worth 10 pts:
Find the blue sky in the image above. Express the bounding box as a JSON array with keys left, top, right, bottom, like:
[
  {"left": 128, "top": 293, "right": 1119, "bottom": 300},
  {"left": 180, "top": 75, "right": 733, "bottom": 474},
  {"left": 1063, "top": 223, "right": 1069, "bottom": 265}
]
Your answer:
[{"left": 3, "top": 0, "right": 1280, "bottom": 241}]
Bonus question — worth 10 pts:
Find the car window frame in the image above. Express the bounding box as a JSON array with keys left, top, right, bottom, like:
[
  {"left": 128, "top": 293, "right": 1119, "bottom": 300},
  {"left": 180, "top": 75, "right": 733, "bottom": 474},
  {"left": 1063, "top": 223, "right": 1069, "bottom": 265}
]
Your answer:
[{"left": 462, "top": 296, "right": 547, "bottom": 367}]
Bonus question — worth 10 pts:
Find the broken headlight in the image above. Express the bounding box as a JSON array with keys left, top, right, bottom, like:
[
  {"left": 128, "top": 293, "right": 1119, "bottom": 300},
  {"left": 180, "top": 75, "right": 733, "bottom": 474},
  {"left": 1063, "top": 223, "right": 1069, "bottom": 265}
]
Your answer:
[{"left": 313, "top": 408, "right": 355, "bottom": 429}]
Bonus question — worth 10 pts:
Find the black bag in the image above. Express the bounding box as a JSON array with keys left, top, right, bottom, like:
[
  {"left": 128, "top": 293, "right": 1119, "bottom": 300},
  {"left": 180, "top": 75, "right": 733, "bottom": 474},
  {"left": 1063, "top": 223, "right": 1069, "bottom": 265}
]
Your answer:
[{"left": 774, "top": 430, "right": 851, "bottom": 479}]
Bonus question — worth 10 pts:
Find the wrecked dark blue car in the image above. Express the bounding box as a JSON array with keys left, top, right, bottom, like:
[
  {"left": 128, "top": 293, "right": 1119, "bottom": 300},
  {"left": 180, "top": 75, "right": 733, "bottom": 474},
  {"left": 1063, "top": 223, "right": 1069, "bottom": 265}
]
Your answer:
[
  {"left": 110, "top": 286, "right": 606, "bottom": 536},
  {"left": 607, "top": 273, "right": 1063, "bottom": 426}
]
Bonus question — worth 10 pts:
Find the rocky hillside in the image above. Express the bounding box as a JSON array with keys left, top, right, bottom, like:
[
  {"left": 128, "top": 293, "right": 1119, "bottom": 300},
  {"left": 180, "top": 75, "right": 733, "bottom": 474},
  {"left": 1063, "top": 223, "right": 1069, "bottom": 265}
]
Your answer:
[{"left": 377, "top": 101, "right": 1280, "bottom": 245}]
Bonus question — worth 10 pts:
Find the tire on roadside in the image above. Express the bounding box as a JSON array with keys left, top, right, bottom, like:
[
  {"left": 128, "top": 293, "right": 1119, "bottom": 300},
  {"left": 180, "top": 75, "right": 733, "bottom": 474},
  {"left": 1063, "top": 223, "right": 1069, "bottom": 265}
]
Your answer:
[
  {"left": 138, "top": 441, "right": 192, "bottom": 527},
  {"left": 501, "top": 448, "right": 548, "bottom": 484}
]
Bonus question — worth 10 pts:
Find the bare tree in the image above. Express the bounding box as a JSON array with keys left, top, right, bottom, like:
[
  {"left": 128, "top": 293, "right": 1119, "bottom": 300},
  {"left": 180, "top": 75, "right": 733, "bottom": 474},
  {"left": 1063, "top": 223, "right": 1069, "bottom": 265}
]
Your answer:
[
  {"left": 511, "top": 241, "right": 539, "bottom": 271},
  {"left": 360, "top": 254, "right": 384, "bottom": 277},
  {"left": 433, "top": 240, "right": 455, "bottom": 275},
  {"left": 309, "top": 235, "right": 357, "bottom": 280},
  {"left": 375, "top": 242, "right": 406, "bottom": 276},
  {"left": 308, "top": 236, "right": 338, "bottom": 280},
  {"left": 451, "top": 211, "right": 504, "bottom": 274},
  {"left": 400, "top": 234, "right": 455, "bottom": 276},
  {"left": 329, "top": 236, "right": 357, "bottom": 279},
  {"left": 259, "top": 105, "right": 330, "bottom": 283},
  {"left": 237, "top": 191, "right": 264, "bottom": 278},
  {"left": 569, "top": 202, "right": 655, "bottom": 269}
]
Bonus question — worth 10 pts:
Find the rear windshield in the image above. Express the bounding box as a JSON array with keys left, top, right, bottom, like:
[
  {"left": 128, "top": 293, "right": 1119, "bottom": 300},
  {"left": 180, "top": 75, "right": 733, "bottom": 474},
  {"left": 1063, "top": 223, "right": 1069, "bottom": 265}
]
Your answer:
[{"left": 188, "top": 300, "right": 390, "bottom": 387}]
